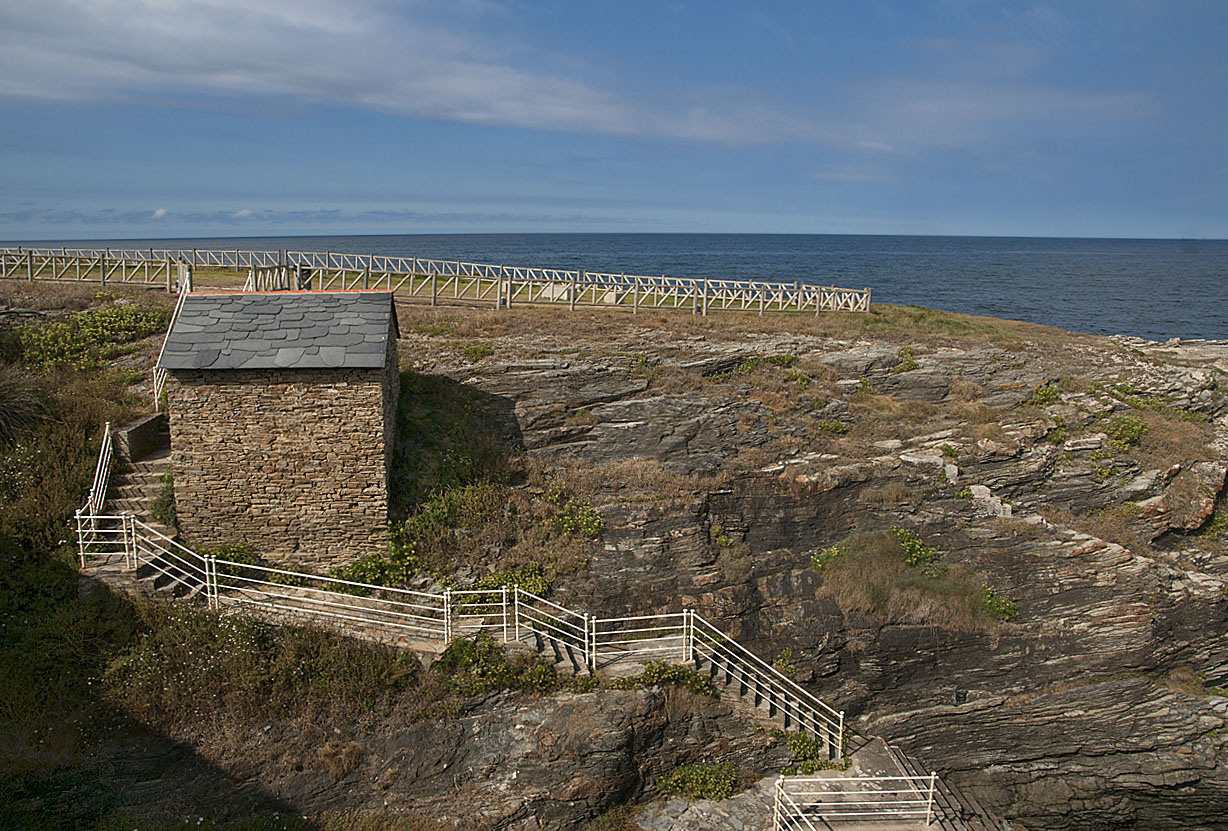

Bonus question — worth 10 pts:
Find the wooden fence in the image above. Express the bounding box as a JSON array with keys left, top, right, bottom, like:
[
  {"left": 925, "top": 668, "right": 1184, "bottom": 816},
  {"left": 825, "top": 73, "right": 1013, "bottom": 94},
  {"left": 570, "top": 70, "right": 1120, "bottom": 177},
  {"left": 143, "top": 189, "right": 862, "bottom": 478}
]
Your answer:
[{"left": 0, "top": 246, "right": 871, "bottom": 316}]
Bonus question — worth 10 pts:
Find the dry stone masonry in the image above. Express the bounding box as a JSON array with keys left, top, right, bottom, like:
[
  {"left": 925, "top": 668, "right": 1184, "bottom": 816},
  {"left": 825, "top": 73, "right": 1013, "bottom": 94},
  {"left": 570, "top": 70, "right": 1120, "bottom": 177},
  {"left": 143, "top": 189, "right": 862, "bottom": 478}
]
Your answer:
[{"left": 158, "top": 291, "right": 399, "bottom": 569}]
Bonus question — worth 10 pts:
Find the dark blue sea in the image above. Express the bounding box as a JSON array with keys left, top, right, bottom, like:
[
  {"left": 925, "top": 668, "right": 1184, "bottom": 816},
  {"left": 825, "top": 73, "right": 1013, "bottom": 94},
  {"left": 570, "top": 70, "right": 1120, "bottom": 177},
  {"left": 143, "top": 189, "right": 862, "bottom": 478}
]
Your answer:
[{"left": 8, "top": 234, "right": 1227, "bottom": 341}]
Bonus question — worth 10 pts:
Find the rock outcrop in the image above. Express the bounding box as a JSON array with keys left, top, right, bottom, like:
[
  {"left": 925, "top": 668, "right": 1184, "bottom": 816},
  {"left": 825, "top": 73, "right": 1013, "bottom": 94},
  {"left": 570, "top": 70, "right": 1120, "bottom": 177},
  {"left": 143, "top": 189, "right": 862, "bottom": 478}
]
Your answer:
[{"left": 400, "top": 310, "right": 1228, "bottom": 830}]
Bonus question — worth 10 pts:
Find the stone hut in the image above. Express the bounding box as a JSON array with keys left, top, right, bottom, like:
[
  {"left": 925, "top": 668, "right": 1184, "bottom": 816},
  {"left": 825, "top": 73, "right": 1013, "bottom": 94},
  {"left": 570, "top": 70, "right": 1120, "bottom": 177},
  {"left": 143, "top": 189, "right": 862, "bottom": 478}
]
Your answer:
[{"left": 157, "top": 291, "right": 399, "bottom": 569}]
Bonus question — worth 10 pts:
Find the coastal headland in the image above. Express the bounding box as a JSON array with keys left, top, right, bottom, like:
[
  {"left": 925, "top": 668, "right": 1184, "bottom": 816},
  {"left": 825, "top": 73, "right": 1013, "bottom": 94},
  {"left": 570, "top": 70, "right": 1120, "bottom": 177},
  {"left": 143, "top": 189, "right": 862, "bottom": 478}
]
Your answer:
[{"left": 2, "top": 277, "right": 1226, "bottom": 830}]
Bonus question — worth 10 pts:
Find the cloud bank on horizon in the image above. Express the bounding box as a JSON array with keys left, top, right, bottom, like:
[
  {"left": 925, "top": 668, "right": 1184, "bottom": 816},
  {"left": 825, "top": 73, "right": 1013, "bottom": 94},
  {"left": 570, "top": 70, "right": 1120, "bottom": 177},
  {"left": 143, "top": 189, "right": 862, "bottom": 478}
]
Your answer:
[{"left": 0, "top": 1, "right": 1224, "bottom": 239}]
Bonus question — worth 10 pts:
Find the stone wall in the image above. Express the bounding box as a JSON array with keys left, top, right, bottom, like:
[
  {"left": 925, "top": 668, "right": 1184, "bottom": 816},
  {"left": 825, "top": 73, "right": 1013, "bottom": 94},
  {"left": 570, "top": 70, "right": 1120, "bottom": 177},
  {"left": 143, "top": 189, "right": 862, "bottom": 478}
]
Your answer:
[{"left": 168, "top": 359, "right": 397, "bottom": 571}]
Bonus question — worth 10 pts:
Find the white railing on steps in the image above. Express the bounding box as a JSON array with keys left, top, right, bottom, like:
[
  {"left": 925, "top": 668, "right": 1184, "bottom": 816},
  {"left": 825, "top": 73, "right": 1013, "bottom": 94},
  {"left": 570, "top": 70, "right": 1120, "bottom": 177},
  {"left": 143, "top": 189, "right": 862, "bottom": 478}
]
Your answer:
[
  {"left": 774, "top": 774, "right": 939, "bottom": 828},
  {"left": 76, "top": 517, "right": 844, "bottom": 757},
  {"left": 152, "top": 270, "right": 193, "bottom": 412}
]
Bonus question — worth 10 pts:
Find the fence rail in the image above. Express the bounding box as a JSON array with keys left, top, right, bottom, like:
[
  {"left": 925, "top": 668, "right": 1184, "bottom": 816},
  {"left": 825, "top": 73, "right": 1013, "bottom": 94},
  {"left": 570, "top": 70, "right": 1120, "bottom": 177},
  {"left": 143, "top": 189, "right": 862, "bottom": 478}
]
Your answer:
[
  {"left": 774, "top": 774, "right": 938, "bottom": 827},
  {"left": 2, "top": 246, "right": 871, "bottom": 316}
]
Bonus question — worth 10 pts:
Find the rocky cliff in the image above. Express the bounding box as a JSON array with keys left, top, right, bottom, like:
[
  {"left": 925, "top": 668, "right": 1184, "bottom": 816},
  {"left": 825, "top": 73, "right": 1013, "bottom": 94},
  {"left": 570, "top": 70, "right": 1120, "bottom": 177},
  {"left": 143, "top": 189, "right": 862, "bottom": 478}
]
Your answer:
[{"left": 398, "top": 305, "right": 1228, "bottom": 831}]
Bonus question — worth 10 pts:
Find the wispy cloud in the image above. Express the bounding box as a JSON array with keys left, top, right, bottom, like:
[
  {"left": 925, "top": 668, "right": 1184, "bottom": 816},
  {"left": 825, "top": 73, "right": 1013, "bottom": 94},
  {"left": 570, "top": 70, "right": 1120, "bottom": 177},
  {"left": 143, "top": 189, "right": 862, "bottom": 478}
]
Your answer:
[
  {"left": 0, "top": 204, "right": 640, "bottom": 229},
  {"left": 0, "top": 0, "right": 1157, "bottom": 155},
  {"left": 0, "top": 0, "right": 801, "bottom": 144}
]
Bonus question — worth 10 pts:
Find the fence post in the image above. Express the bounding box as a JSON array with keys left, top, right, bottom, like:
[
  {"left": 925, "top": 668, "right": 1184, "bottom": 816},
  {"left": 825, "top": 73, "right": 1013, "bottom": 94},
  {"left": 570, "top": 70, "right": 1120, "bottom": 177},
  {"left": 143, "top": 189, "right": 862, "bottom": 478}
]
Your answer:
[
  {"left": 363, "top": 262, "right": 370, "bottom": 290},
  {"left": 926, "top": 772, "right": 937, "bottom": 826},
  {"left": 27, "top": 250, "right": 33, "bottom": 282},
  {"left": 513, "top": 584, "right": 520, "bottom": 641},
  {"left": 632, "top": 275, "right": 639, "bottom": 315},
  {"left": 570, "top": 269, "right": 578, "bottom": 311},
  {"left": 123, "top": 513, "right": 133, "bottom": 570},
  {"left": 501, "top": 585, "right": 509, "bottom": 643},
  {"left": 702, "top": 278, "right": 709, "bottom": 316},
  {"left": 684, "top": 609, "right": 694, "bottom": 663},
  {"left": 589, "top": 608, "right": 599, "bottom": 672},
  {"left": 773, "top": 778, "right": 782, "bottom": 830},
  {"left": 504, "top": 266, "right": 512, "bottom": 308},
  {"left": 75, "top": 509, "right": 85, "bottom": 567},
  {"left": 431, "top": 272, "right": 437, "bottom": 306},
  {"left": 444, "top": 588, "right": 453, "bottom": 642}
]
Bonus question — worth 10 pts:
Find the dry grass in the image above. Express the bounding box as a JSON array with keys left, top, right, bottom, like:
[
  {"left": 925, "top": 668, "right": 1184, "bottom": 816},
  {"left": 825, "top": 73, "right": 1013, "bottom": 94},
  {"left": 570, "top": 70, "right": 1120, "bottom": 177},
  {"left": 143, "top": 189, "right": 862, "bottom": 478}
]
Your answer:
[
  {"left": 1040, "top": 504, "right": 1152, "bottom": 554},
  {"left": 1, "top": 277, "right": 167, "bottom": 313},
  {"left": 716, "top": 543, "right": 753, "bottom": 582},
  {"left": 947, "top": 378, "right": 984, "bottom": 403},
  {"left": 1132, "top": 410, "right": 1213, "bottom": 467},
  {"left": 815, "top": 531, "right": 1007, "bottom": 632},
  {"left": 859, "top": 481, "right": 923, "bottom": 509}
]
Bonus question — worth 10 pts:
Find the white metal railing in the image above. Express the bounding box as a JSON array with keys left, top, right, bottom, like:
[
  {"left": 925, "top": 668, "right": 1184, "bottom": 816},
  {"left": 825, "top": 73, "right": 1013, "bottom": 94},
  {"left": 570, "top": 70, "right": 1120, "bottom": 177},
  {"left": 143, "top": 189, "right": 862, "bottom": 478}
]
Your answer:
[
  {"left": 153, "top": 276, "right": 193, "bottom": 411},
  {"left": 590, "top": 612, "right": 688, "bottom": 667},
  {"left": 691, "top": 612, "right": 844, "bottom": 754},
  {"left": 73, "top": 461, "right": 844, "bottom": 759},
  {"left": 774, "top": 774, "right": 939, "bottom": 827},
  {"left": 4, "top": 246, "right": 871, "bottom": 315}
]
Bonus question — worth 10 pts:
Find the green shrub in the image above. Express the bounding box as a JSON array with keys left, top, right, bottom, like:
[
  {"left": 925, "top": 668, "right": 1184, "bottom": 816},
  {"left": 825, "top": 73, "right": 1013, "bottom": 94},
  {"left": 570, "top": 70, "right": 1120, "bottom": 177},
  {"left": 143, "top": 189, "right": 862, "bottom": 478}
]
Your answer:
[
  {"left": 149, "top": 476, "right": 177, "bottom": 529},
  {"left": 472, "top": 561, "right": 550, "bottom": 596},
  {"left": 889, "top": 527, "right": 936, "bottom": 567},
  {"left": 433, "top": 632, "right": 558, "bottom": 697},
  {"left": 817, "top": 419, "right": 849, "bottom": 435},
  {"left": 1026, "top": 383, "right": 1061, "bottom": 407},
  {"left": 773, "top": 728, "right": 848, "bottom": 774},
  {"left": 456, "top": 342, "right": 494, "bottom": 363},
  {"left": 609, "top": 659, "right": 717, "bottom": 697},
  {"left": 1045, "top": 427, "right": 1069, "bottom": 445},
  {"left": 981, "top": 585, "right": 1019, "bottom": 621},
  {"left": 1102, "top": 414, "right": 1147, "bottom": 451},
  {"left": 656, "top": 761, "right": 739, "bottom": 800},
  {"left": 18, "top": 303, "right": 170, "bottom": 371},
  {"left": 890, "top": 346, "right": 919, "bottom": 374},
  {"left": 547, "top": 497, "right": 604, "bottom": 539}
]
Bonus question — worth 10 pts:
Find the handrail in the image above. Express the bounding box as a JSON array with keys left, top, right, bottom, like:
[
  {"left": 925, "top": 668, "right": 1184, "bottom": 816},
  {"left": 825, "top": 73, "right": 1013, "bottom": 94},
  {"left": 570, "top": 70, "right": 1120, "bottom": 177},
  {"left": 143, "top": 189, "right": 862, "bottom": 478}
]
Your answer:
[
  {"left": 153, "top": 277, "right": 192, "bottom": 411},
  {"left": 691, "top": 612, "right": 844, "bottom": 745},
  {"left": 4, "top": 246, "right": 871, "bottom": 315},
  {"left": 775, "top": 774, "right": 938, "bottom": 827},
  {"left": 76, "top": 477, "right": 846, "bottom": 761}
]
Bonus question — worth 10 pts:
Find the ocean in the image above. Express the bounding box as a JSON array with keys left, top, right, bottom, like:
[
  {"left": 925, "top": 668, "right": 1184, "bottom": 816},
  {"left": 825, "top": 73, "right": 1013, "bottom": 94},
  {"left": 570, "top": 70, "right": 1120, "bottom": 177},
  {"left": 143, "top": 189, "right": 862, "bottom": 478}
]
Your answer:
[{"left": 7, "top": 233, "right": 1226, "bottom": 341}]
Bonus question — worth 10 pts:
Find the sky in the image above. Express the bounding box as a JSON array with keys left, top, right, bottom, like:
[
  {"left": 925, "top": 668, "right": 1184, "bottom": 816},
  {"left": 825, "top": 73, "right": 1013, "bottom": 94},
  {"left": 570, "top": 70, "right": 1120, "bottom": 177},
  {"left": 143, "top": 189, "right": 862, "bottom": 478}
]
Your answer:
[{"left": 0, "top": 1, "right": 1225, "bottom": 241}]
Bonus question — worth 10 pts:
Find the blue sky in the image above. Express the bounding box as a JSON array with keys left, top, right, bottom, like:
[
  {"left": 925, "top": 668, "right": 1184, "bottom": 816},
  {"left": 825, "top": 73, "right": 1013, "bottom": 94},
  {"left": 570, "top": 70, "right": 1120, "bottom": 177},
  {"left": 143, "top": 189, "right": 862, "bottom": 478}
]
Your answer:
[{"left": 1, "top": 1, "right": 1225, "bottom": 240}]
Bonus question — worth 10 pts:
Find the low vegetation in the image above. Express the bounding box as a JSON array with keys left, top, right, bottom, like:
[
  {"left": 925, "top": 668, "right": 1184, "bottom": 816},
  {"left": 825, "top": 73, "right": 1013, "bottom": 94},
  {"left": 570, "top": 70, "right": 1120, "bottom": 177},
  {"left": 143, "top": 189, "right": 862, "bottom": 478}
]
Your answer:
[
  {"left": 655, "top": 761, "right": 741, "bottom": 800},
  {"left": 812, "top": 528, "right": 1018, "bottom": 630}
]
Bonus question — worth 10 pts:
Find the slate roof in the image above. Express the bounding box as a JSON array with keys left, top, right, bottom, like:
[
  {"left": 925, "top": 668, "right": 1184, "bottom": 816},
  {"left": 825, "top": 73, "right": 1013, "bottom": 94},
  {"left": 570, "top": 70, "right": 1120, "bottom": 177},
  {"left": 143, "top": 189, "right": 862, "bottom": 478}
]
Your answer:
[{"left": 157, "top": 292, "right": 398, "bottom": 371}]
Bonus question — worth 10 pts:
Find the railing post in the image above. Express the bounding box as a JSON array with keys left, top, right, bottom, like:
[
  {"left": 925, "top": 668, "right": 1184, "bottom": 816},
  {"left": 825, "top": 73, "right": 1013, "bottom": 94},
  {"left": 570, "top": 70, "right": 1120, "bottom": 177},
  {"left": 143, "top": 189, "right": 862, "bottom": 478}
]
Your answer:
[
  {"left": 702, "top": 278, "right": 709, "bottom": 316},
  {"left": 586, "top": 614, "right": 595, "bottom": 673},
  {"left": 123, "top": 513, "right": 134, "bottom": 570},
  {"left": 773, "top": 778, "right": 781, "bottom": 830},
  {"left": 570, "top": 269, "right": 578, "bottom": 311},
  {"left": 27, "top": 250, "right": 33, "bottom": 282},
  {"left": 501, "top": 585, "right": 509, "bottom": 643},
  {"left": 209, "top": 555, "right": 219, "bottom": 610},
  {"left": 684, "top": 609, "right": 694, "bottom": 663},
  {"left": 926, "top": 772, "right": 936, "bottom": 826},
  {"left": 513, "top": 583, "right": 520, "bottom": 641},
  {"left": 444, "top": 588, "right": 453, "bottom": 642},
  {"left": 75, "top": 509, "right": 85, "bottom": 567},
  {"left": 632, "top": 275, "right": 639, "bottom": 314}
]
